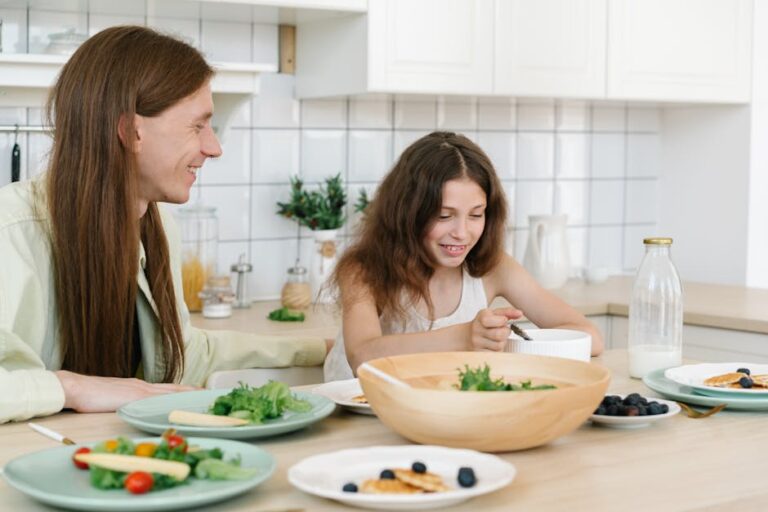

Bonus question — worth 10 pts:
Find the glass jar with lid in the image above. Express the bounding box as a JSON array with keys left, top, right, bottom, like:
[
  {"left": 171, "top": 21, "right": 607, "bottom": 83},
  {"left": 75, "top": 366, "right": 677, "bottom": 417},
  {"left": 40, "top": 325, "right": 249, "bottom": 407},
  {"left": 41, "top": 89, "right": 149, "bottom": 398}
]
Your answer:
[
  {"left": 627, "top": 237, "right": 683, "bottom": 378},
  {"left": 176, "top": 204, "right": 218, "bottom": 312},
  {"left": 281, "top": 264, "right": 312, "bottom": 310},
  {"left": 200, "top": 275, "right": 235, "bottom": 318}
]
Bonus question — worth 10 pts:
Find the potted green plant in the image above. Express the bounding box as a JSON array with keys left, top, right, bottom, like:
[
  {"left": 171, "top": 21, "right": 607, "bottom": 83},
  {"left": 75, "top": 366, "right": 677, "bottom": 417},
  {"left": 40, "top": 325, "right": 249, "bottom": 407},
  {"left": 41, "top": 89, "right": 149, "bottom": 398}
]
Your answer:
[{"left": 276, "top": 174, "right": 347, "bottom": 303}]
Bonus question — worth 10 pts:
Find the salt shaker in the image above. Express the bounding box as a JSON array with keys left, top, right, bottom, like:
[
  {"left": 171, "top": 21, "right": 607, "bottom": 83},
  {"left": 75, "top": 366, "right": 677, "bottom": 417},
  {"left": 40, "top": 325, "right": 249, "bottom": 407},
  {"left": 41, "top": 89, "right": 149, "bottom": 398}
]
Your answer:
[
  {"left": 627, "top": 237, "right": 683, "bottom": 379},
  {"left": 230, "top": 253, "right": 253, "bottom": 309},
  {"left": 199, "top": 275, "right": 235, "bottom": 319}
]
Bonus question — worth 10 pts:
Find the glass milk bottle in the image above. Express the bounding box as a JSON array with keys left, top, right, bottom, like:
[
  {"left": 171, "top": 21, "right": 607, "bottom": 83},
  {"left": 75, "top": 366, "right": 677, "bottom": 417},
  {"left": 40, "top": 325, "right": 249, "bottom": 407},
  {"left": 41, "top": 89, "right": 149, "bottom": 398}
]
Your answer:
[
  {"left": 176, "top": 204, "right": 218, "bottom": 312},
  {"left": 628, "top": 237, "right": 683, "bottom": 378}
]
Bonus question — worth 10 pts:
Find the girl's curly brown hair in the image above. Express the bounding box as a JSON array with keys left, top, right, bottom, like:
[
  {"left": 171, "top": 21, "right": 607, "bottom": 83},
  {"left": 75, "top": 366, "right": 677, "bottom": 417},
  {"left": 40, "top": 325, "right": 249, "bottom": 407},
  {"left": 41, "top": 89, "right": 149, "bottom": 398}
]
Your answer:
[{"left": 330, "top": 131, "right": 508, "bottom": 324}]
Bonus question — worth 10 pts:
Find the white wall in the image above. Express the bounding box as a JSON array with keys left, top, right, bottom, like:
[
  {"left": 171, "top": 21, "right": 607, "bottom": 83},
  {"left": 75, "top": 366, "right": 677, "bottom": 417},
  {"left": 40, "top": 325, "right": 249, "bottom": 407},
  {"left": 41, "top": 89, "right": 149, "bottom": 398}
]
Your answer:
[
  {"left": 747, "top": 0, "right": 768, "bottom": 288},
  {"left": 659, "top": 106, "right": 750, "bottom": 285}
]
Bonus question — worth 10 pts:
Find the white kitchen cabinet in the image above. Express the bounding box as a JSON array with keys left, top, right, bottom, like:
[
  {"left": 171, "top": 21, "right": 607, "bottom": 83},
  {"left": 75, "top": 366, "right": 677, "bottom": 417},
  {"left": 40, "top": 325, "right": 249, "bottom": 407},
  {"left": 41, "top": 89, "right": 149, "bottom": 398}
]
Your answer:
[
  {"left": 607, "top": 0, "right": 753, "bottom": 103},
  {"left": 494, "top": 0, "right": 607, "bottom": 98},
  {"left": 609, "top": 316, "right": 768, "bottom": 361},
  {"left": 296, "top": 0, "right": 494, "bottom": 97}
]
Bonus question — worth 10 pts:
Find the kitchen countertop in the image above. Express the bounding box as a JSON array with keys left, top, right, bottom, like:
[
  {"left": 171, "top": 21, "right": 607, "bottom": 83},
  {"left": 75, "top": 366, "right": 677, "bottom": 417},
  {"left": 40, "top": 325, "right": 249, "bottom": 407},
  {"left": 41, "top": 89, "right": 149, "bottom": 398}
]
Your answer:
[
  {"left": 192, "top": 277, "right": 768, "bottom": 335},
  {"left": 2, "top": 349, "right": 766, "bottom": 511}
]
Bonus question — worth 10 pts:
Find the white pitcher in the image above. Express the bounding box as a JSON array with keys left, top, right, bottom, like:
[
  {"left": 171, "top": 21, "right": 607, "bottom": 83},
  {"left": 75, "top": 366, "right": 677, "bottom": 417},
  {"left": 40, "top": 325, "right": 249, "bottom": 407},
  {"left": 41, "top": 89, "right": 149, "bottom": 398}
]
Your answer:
[{"left": 522, "top": 214, "right": 570, "bottom": 289}]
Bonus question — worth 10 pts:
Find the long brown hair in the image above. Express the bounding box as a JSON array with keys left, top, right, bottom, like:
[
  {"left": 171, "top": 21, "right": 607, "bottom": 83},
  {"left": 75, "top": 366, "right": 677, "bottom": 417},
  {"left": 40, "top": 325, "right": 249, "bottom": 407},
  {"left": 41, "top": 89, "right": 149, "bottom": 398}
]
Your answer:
[
  {"left": 46, "top": 26, "right": 214, "bottom": 381},
  {"left": 331, "top": 131, "right": 508, "bottom": 323}
]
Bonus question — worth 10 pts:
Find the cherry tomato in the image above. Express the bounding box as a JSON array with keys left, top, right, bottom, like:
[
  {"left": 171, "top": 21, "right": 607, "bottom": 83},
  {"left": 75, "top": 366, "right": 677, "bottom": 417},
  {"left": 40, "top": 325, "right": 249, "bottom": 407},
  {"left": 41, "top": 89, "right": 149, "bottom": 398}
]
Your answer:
[
  {"left": 104, "top": 439, "right": 118, "bottom": 452},
  {"left": 134, "top": 442, "right": 157, "bottom": 458},
  {"left": 124, "top": 471, "right": 154, "bottom": 494},
  {"left": 166, "top": 434, "right": 187, "bottom": 453},
  {"left": 72, "top": 447, "right": 91, "bottom": 470}
]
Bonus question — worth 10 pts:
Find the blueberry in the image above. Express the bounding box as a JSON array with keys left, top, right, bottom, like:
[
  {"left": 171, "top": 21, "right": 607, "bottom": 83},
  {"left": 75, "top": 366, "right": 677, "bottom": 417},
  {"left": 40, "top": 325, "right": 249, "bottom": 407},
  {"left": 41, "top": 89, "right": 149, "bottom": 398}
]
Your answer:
[
  {"left": 342, "top": 483, "right": 358, "bottom": 493},
  {"left": 457, "top": 467, "right": 476, "bottom": 488},
  {"left": 380, "top": 469, "right": 395, "bottom": 480},
  {"left": 637, "top": 405, "right": 647, "bottom": 416},
  {"left": 739, "top": 376, "right": 753, "bottom": 388},
  {"left": 660, "top": 404, "right": 669, "bottom": 414},
  {"left": 412, "top": 461, "right": 427, "bottom": 474},
  {"left": 594, "top": 406, "right": 607, "bottom": 415},
  {"left": 737, "top": 367, "right": 751, "bottom": 375},
  {"left": 606, "top": 405, "right": 619, "bottom": 416},
  {"left": 623, "top": 393, "right": 642, "bottom": 406},
  {"left": 647, "top": 402, "right": 662, "bottom": 415}
]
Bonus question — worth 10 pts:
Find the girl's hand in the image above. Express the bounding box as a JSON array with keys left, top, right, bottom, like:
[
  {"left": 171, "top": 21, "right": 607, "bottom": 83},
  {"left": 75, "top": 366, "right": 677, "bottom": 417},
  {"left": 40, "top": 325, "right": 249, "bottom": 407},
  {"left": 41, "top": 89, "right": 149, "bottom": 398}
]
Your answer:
[
  {"left": 55, "top": 371, "right": 199, "bottom": 413},
  {"left": 470, "top": 307, "right": 523, "bottom": 352}
]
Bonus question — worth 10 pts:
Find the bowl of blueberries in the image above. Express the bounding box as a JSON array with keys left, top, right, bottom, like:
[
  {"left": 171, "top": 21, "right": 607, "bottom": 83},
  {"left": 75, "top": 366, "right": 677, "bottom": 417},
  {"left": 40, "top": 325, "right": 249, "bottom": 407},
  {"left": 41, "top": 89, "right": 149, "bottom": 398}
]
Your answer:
[{"left": 590, "top": 393, "right": 681, "bottom": 428}]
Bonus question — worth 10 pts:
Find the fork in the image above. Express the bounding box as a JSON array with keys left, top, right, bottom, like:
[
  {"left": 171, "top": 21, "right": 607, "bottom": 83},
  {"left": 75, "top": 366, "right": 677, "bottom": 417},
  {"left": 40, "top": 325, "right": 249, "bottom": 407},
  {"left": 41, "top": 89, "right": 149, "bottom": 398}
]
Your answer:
[{"left": 676, "top": 402, "right": 727, "bottom": 419}]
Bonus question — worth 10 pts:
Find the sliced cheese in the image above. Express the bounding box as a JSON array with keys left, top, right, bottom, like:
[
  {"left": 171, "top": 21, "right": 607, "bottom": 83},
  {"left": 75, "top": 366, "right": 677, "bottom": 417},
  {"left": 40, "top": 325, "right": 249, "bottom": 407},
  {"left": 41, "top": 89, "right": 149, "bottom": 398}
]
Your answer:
[
  {"left": 168, "top": 409, "right": 249, "bottom": 427},
  {"left": 74, "top": 453, "right": 190, "bottom": 480}
]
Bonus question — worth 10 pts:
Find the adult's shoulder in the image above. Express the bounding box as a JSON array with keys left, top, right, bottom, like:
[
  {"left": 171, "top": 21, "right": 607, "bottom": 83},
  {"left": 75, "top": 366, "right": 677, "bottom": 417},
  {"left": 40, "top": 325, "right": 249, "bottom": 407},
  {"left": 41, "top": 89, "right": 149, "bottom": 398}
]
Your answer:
[{"left": 0, "top": 179, "right": 46, "bottom": 230}]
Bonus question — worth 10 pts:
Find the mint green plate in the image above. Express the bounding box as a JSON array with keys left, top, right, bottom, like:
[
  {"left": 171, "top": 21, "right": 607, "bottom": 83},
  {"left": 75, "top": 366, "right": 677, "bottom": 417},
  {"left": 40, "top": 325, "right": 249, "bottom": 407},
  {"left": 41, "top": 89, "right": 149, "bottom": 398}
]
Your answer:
[
  {"left": 1, "top": 437, "right": 275, "bottom": 511},
  {"left": 117, "top": 390, "right": 334, "bottom": 439},
  {"left": 643, "top": 369, "right": 768, "bottom": 411}
]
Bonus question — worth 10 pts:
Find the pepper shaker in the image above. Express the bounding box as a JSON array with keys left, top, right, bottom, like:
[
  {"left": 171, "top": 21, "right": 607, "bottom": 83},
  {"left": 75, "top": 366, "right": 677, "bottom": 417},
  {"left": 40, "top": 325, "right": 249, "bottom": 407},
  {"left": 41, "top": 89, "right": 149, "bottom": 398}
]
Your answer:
[{"left": 230, "top": 253, "right": 253, "bottom": 309}]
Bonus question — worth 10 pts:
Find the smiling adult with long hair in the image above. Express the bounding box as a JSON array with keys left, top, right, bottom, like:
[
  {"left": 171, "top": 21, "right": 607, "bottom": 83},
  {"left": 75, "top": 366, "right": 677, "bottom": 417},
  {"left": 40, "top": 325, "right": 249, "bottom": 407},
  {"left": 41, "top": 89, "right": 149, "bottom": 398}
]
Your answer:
[
  {"left": 0, "top": 26, "right": 328, "bottom": 423},
  {"left": 324, "top": 131, "right": 602, "bottom": 381}
]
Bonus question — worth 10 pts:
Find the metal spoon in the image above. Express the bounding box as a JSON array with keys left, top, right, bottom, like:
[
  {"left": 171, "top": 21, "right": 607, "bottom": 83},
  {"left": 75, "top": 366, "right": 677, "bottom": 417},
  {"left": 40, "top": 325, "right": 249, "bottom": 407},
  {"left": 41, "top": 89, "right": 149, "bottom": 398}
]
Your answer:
[{"left": 508, "top": 321, "right": 533, "bottom": 341}]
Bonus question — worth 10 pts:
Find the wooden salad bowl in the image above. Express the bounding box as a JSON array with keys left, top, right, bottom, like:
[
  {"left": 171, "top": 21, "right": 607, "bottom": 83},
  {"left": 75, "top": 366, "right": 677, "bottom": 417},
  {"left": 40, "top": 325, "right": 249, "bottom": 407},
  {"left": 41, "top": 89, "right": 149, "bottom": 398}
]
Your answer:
[{"left": 357, "top": 351, "right": 610, "bottom": 452}]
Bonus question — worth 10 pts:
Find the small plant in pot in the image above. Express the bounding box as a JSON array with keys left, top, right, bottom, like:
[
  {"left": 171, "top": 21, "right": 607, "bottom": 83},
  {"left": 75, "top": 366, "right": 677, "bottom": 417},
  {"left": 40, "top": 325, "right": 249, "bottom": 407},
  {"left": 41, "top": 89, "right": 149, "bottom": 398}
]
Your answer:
[{"left": 276, "top": 174, "right": 347, "bottom": 303}]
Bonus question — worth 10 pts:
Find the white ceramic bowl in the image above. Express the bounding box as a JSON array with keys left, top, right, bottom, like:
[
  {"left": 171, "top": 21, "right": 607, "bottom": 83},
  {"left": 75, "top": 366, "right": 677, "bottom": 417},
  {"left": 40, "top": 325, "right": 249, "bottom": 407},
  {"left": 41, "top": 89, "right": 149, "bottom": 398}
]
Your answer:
[{"left": 507, "top": 328, "right": 591, "bottom": 362}]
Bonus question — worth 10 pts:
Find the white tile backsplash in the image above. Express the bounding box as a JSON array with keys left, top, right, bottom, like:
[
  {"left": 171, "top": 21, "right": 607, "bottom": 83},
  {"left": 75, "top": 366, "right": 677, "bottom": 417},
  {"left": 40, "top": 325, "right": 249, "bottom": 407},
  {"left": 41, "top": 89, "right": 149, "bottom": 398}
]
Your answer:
[
  {"left": 478, "top": 132, "right": 516, "bottom": 180},
  {"left": 557, "top": 101, "right": 590, "bottom": 131},
  {"left": 437, "top": 99, "right": 477, "bottom": 131},
  {"left": 200, "top": 129, "right": 250, "bottom": 185},
  {"left": 199, "top": 186, "right": 251, "bottom": 241},
  {"left": 624, "top": 180, "right": 658, "bottom": 224},
  {"left": 300, "top": 130, "right": 346, "bottom": 183},
  {"left": 515, "top": 181, "right": 554, "bottom": 226},
  {"left": 517, "top": 133, "right": 554, "bottom": 179},
  {"left": 517, "top": 101, "right": 555, "bottom": 131},
  {"left": 478, "top": 98, "right": 516, "bottom": 130},
  {"left": 394, "top": 99, "right": 436, "bottom": 129},
  {"left": 626, "top": 134, "right": 660, "bottom": 177},
  {"left": 252, "top": 129, "right": 299, "bottom": 183},
  {"left": 592, "top": 106, "right": 626, "bottom": 132},
  {"left": 348, "top": 130, "right": 393, "bottom": 183},
  {"left": 349, "top": 96, "right": 392, "bottom": 129},
  {"left": 5, "top": 7, "right": 663, "bottom": 298},
  {"left": 589, "top": 180, "right": 624, "bottom": 225},
  {"left": 556, "top": 134, "right": 589, "bottom": 178},
  {"left": 588, "top": 226, "right": 623, "bottom": 270},
  {"left": 301, "top": 99, "right": 347, "bottom": 128},
  {"left": 591, "top": 133, "right": 625, "bottom": 178}
]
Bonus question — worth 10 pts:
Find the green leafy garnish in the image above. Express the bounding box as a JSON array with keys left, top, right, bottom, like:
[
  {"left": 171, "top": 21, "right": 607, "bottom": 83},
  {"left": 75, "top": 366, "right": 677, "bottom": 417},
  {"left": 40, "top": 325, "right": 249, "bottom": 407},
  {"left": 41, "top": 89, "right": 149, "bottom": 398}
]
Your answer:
[
  {"left": 267, "top": 307, "right": 305, "bottom": 322},
  {"left": 457, "top": 364, "right": 557, "bottom": 392},
  {"left": 209, "top": 381, "right": 312, "bottom": 424}
]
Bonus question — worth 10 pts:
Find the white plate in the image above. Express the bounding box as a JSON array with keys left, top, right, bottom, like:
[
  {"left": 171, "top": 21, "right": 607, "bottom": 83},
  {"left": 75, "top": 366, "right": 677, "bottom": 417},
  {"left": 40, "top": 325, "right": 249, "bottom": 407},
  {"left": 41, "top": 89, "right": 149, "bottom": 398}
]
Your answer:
[
  {"left": 664, "top": 363, "right": 768, "bottom": 397},
  {"left": 590, "top": 395, "right": 681, "bottom": 429},
  {"left": 288, "top": 445, "right": 516, "bottom": 510},
  {"left": 312, "top": 379, "right": 374, "bottom": 416}
]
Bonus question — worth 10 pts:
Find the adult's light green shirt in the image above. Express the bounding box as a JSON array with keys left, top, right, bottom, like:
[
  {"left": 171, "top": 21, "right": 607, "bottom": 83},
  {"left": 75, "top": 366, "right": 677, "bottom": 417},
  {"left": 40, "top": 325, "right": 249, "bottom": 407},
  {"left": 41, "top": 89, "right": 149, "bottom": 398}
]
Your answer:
[{"left": 0, "top": 179, "right": 326, "bottom": 423}]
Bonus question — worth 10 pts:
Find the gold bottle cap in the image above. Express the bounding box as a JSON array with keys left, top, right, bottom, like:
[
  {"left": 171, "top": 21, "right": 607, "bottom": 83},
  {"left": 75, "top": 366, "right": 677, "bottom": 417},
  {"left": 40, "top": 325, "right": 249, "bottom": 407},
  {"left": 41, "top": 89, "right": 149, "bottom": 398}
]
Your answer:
[{"left": 643, "top": 237, "right": 673, "bottom": 245}]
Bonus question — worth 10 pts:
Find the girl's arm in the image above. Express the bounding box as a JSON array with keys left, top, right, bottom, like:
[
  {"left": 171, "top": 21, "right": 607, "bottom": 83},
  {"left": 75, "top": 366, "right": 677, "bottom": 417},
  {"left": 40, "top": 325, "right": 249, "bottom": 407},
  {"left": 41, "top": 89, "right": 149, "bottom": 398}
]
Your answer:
[
  {"left": 340, "top": 273, "right": 520, "bottom": 375},
  {"left": 488, "top": 254, "right": 604, "bottom": 356}
]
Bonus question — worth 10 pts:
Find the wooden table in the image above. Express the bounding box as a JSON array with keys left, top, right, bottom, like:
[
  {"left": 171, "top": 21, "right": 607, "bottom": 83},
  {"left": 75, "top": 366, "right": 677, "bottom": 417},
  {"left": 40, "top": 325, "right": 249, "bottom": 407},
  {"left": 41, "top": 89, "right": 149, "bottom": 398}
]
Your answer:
[{"left": 1, "top": 350, "right": 765, "bottom": 511}]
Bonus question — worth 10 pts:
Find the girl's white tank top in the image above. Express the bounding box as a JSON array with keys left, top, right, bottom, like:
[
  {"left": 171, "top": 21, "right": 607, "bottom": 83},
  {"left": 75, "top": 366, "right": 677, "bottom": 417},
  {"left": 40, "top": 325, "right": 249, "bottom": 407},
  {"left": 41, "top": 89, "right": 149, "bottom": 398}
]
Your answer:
[{"left": 323, "top": 269, "right": 488, "bottom": 382}]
